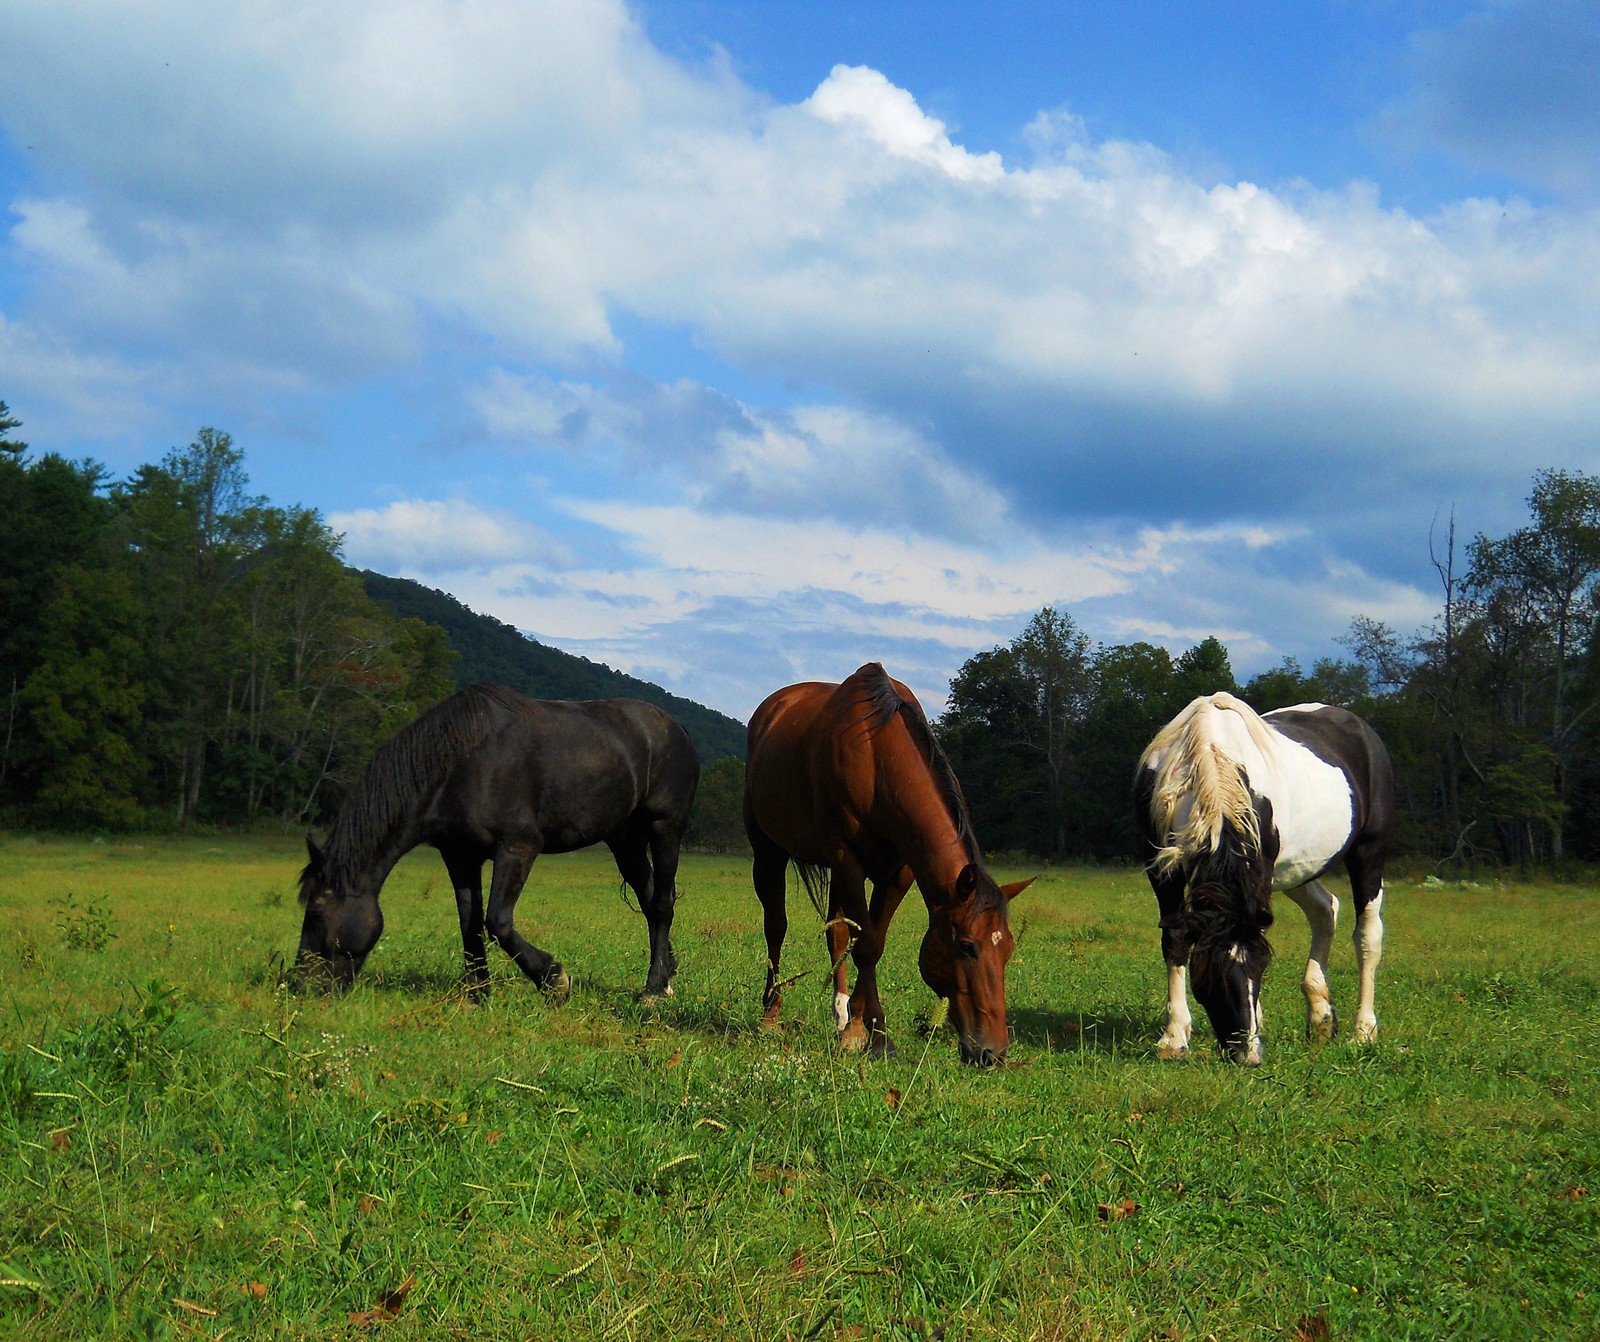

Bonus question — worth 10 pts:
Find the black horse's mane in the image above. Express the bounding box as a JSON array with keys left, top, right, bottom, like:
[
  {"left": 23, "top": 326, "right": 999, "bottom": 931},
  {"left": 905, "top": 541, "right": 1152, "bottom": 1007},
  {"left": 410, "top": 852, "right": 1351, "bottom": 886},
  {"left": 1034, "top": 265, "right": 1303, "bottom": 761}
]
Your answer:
[
  {"left": 1183, "top": 813, "right": 1274, "bottom": 947},
  {"left": 302, "top": 684, "right": 521, "bottom": 899}
]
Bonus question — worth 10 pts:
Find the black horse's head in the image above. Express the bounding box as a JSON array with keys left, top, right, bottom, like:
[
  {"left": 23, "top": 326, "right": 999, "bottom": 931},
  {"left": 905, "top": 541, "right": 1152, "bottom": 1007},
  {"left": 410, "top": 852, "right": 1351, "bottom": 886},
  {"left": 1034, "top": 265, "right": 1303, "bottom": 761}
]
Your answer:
[
  {"left": 1164, "top": 802, "right": 1278, "bottom": 1064},
  {"left": 1168, "top": 884, "right": 1273, "bottom": 1064},
  {"left": 292, "top": 835, "right": 383, "bottom": 992}
]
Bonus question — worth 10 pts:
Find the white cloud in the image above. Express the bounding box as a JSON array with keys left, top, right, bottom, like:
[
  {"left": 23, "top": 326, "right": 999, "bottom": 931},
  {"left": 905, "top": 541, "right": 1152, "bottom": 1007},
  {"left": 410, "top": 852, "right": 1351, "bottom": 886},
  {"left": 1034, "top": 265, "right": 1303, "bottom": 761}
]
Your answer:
[
  {"left": 330, "top": 499, "right": 574, "bottom": 573},
  {"left": 1, "top": 2, "right": 1593, "bottom": 715}
]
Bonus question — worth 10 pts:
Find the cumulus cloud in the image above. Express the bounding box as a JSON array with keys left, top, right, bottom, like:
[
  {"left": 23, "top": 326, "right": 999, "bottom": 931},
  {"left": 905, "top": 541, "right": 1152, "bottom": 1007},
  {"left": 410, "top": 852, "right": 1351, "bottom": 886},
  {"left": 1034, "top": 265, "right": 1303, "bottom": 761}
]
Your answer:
[
  {"left": 329, "top": 499, "right": 574, "bottom": 573},
  {"left": 468, "top": 367, "right": 1011, "bottom": 537},
  {"left": 2, "top": 1, "right": 1594, "bottom": 712}
]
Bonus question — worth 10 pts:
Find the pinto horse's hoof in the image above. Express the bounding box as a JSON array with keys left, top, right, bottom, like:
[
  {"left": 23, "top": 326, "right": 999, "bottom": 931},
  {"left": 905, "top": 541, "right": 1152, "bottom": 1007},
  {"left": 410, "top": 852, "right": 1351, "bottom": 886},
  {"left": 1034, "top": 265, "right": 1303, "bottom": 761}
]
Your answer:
[{"left": 1154, "top": 1040, "right": 1190, "bottom": 1061}]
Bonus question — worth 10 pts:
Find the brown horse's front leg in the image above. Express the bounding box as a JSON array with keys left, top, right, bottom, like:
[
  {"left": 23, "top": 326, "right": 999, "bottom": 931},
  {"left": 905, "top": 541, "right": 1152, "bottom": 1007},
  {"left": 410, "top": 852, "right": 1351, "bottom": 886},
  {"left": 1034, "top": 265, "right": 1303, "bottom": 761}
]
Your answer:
[
  {"left": 485, "top": 838, "right": 568, "bottom": 998},
  {"left": 834, "top": 861, "right": 894, "bottom": 1057}
]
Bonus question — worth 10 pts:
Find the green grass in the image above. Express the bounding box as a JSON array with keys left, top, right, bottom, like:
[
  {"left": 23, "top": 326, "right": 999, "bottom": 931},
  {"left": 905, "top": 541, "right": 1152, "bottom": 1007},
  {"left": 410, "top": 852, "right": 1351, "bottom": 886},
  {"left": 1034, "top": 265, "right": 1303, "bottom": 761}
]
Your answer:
[{"left": 1, "top": 834, "right": 1597, "bottom": 1339}]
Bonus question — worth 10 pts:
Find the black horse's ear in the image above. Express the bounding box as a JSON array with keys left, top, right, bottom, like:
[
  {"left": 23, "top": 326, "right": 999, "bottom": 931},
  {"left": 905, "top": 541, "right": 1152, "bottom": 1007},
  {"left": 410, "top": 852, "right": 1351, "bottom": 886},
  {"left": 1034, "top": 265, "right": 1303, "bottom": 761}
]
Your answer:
[{"left": 305, "top": 834, "right": 326, "bottom": 872}]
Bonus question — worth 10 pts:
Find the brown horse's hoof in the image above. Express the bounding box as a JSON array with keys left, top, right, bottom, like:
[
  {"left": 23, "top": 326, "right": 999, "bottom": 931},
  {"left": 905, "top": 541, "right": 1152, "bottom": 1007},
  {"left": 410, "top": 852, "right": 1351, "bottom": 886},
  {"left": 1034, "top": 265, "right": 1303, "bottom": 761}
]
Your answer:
[
  {"left": 867, "top": 1033, "right": 897, "bottom": 1060},
  {"left": 837, "top": 1022, "right": 869, "bottom": 1054}
]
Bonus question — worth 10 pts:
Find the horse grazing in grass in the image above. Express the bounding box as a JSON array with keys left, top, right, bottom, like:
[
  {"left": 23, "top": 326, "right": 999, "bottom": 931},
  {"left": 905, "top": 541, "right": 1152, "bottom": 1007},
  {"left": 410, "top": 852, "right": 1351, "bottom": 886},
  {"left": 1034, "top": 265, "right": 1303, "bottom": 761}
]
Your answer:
[
  {"left": 744, "top": 663, "right": 1032, "bottom": 1066},
  {"left": 294, "top": 684, "right": 699, "bottom": 1000},
  {"left": 1135, "top": 692, "right": 1395, "bottom": 1064}
]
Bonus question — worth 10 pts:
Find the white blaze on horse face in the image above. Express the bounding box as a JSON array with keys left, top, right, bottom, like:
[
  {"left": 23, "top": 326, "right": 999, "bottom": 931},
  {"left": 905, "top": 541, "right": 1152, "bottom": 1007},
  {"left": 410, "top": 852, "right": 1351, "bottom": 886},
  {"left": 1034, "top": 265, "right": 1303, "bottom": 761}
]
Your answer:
[
  {"left": 1353, "top": 887, "right": 1385, "bottom": 1043},
  {"left": 1158, "top": 962, "right": 1192, "bottom": 1057}
]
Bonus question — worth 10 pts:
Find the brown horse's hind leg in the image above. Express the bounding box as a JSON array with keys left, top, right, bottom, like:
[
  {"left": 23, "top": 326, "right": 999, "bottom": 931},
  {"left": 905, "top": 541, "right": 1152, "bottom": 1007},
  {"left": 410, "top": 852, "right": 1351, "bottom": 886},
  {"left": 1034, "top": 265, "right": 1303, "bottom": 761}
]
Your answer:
[
  {"left": 751, "top": 830, "right": 790, "bottom": 1028},
  {"left": 485, "top": 838, "right": 568, "bottom": 998},
  {"left": 442, "top": 847, "right": 490, "bottom": 1000}
]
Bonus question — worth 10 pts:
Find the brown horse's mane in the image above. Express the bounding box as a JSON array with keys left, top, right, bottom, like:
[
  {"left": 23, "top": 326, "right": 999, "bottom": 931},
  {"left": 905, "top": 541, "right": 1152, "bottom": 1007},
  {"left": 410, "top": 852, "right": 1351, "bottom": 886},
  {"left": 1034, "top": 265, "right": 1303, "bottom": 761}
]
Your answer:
[
  {"left": 301, "top": 684, "right": 520, "bottom": 900},
  {"left": 857, "top": 664, "right": 985, "bottom": 871}
]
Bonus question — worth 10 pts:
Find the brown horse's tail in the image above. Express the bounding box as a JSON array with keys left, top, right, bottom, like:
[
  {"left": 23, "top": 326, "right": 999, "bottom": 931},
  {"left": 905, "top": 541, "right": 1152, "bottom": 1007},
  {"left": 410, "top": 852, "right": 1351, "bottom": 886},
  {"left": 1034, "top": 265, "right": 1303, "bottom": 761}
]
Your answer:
[{"left": 796, "top": 861, "right": 831, "bottom": 919}]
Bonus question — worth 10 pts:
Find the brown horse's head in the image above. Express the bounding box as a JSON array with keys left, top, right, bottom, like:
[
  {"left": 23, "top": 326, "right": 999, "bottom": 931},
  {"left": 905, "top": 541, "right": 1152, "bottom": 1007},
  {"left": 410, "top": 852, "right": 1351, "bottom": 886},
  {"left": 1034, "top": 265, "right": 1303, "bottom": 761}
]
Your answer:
[
  {"left": 918, "top": 866, "right": 1034, "bottom": 1066},
  {"left": 292, "top": 835, "right": 383, "bottom": 992}
]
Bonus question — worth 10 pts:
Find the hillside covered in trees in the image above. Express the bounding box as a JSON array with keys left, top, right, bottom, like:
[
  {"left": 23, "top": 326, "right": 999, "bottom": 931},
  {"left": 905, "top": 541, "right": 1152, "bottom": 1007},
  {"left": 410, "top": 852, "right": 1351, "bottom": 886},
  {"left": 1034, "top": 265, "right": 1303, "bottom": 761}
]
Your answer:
[
  {"left": 0, "top": 408, "right": 741, "bottom": 832},
  {"left": 360, "top": 573, "right": 744, "bottom": 763}
]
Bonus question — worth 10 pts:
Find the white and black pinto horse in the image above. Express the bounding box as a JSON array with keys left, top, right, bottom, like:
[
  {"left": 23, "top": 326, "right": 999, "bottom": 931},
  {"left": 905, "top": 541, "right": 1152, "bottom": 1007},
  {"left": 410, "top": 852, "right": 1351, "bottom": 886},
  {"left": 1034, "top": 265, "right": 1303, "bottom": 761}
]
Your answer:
[{"left": 1134, "top": 693, "right": 1396, "bottom": 1064}]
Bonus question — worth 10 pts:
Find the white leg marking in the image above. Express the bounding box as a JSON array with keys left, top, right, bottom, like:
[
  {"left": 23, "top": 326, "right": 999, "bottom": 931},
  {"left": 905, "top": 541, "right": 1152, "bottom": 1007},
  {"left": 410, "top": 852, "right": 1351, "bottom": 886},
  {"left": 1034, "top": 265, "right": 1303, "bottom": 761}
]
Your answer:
[
  {"left": 834, "top": 990, "right": 851, "bottom": 1033},
  {"left": 1285, "top": 880, "right": 1339, "bottom": 1041},
  {"left": 1353, "top": 887, "right": 1384, "bottom": 1043},
  {"left": 1156, "top": 962, "right": 1192, "bottom": 1058},
  {"left": 1245, "top": 981, "right": 1264, "bottom": 1066}
]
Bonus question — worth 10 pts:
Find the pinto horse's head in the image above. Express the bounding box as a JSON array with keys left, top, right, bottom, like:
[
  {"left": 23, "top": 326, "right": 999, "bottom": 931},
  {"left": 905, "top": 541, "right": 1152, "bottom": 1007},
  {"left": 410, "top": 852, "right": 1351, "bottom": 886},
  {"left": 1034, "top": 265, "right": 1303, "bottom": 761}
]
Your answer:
[
  {"left": 1166, "top": 869, "right": 1274, "bottom": 1064},
  {"left": 292, "top": 835, "right": 383, "bottom": 993},
  {"left": 919, "top": 865, "right": 1034, "bottom": 1066}
]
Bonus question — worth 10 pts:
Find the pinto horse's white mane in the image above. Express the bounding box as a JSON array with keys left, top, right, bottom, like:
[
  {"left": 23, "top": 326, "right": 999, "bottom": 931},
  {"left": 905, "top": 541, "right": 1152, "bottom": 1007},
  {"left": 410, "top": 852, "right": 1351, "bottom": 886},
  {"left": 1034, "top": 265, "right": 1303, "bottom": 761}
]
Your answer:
[{"left": 1139, "top": 693, "right": 1282, "bottom": 878}]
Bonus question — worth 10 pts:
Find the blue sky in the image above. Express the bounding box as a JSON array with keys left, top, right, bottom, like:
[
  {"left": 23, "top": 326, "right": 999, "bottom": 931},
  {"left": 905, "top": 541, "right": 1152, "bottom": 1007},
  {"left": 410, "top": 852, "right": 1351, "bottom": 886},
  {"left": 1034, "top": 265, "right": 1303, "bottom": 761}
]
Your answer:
[{"left": 3, "top": 1, "right": 1598, "bottom": 720}]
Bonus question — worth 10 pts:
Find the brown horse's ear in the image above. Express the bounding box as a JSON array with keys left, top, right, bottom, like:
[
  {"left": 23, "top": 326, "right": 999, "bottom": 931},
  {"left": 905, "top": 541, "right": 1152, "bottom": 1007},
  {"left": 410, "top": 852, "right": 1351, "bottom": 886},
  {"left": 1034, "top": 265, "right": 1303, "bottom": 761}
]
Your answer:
[
  {"left": 955, "top": 864, "right": 979, "bottom": 900},
  {"left": 999, "top": 877, "right": 1037, "bottom": 901}
]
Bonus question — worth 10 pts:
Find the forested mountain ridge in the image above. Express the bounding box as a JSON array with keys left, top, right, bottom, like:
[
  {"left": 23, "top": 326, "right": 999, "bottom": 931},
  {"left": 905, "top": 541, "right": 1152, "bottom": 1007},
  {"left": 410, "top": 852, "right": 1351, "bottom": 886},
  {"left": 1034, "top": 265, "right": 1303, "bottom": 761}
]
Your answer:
[{"left": 360, "top": 572, "right": 746, "bottom": 763}]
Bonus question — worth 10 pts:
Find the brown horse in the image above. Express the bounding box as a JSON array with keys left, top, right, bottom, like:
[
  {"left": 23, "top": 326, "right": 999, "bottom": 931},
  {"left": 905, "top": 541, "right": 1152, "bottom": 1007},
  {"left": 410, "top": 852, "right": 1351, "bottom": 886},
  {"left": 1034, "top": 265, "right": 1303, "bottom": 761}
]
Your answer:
[{"left": 744, "top": 663, "right": 1031, "bottom": 1066}]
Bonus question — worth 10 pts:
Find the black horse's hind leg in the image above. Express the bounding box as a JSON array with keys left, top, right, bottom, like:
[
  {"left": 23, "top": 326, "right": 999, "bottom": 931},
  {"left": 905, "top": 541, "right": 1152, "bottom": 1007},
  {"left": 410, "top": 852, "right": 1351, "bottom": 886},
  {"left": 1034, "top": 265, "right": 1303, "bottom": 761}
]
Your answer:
[
  {"left": 609, "top": 824, "right": 680, "bottom": 1001},
  {"left": 1149, "top": 864, "right": 1194, "bottom": 1058},
  {"left": 750, "top": 825, "right": 790, "bottom": 1028},
  {"left": 441, "top": 847, "right": 490, "bottom": 999},
  {"left": 1345, "top": 838, "right": 1388, "bottom": 1044},
  {"left": 644, "top": 818, "right": 683, "bottom": 998},
  {"left": 484, "top": 838, "right": 568, "bottom": 995}
]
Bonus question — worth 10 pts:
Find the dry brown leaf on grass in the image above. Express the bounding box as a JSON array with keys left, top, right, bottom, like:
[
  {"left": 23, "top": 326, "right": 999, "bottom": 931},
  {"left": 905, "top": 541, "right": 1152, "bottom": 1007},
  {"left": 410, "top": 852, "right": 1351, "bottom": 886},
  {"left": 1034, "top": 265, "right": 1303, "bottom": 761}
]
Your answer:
[
  {"left": 885, "top": 1087, "right": 902, "bottom": 1110},
  {"left": 357, "top": 1194, "right": 381, "bottom": 1215},
  {"left": 789, "top": 1249, "right": 806, "bottom": 1276},
  {"left": 1288, "top": 1313, "right": 1330, "bottom": 1341},
  {"left": 1096, "top": 1197, "right": 1139, "bottom": 1222},
  {"left": 241, "top": 1282, "right": 268, "bottom": 1300},
  {"left": 49, "top": 1130, "right": 70, "bottom": 1152},
  {"left": 1556, "top": 1185, "right": 1588, "bottom": 1201},
  {"left": 348, "top": 1274, "right": 416, "bottom": 1327}
]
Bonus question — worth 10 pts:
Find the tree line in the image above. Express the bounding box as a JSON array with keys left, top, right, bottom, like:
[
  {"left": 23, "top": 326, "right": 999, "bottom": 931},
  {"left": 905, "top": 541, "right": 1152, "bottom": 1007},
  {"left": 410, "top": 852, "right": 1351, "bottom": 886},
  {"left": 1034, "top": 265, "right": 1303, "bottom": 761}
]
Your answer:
[
  {"left": 937, "top": 468, "right": 1600, "bottom": 869},
  {"left": 1, "top": 408, "right": 455, "bottom": 829},
  {"left": 7, "top": 396, "right": 1599, "bottom": 868}
]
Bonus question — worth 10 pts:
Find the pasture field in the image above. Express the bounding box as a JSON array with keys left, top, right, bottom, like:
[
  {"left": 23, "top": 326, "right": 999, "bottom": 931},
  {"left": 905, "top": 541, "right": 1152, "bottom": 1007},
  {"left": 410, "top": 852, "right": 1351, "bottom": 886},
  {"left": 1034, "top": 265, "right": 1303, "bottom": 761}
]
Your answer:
[{"left": 1, "top": 834, "right": 1597, "bottom": 1340}]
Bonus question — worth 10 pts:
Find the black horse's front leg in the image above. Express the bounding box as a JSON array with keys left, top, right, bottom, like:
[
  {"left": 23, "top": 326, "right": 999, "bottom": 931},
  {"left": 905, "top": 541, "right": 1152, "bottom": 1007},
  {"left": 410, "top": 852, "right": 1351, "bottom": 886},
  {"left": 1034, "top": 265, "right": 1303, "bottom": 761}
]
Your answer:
[
  {"left": 1150, "top": 865, "right": 1193, "bottom": 1059},
  {"left": 485, "top": 839, "right": 568, "bottom": 997}
]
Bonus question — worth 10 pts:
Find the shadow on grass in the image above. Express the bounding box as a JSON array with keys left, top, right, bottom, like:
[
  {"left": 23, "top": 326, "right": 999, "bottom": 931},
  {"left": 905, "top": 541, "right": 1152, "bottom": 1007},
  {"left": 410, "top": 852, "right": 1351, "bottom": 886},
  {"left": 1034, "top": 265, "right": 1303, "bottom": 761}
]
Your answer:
[{"left": 1008, "top": 1005, "right": 1157, "bottom": 1056}]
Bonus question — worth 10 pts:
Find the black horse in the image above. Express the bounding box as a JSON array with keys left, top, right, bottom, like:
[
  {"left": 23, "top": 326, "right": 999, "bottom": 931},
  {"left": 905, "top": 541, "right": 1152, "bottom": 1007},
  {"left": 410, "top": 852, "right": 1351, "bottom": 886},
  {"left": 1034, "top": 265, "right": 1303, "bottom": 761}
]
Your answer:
[{"left": 294, "top": 684, "right": 700, "bottom": 999}]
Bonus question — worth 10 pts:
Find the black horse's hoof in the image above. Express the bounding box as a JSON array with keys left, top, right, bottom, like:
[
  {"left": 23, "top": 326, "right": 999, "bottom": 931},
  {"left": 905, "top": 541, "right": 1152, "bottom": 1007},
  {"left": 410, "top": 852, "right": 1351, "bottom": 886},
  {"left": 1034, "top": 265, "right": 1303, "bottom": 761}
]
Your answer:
[{"left": 540, "top": 967, "right": 572, "bottom": 1002}]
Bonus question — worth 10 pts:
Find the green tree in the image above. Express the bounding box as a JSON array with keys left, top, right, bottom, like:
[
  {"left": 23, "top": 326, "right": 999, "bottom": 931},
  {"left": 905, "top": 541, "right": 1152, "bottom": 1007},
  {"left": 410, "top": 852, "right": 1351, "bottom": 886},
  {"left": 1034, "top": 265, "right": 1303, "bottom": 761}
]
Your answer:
[
  {"left": 687, "top": 756, "right": 748, "bottom": 853},
  {"left": 20, "top": 566, "right": 146, "bottom": 828}
]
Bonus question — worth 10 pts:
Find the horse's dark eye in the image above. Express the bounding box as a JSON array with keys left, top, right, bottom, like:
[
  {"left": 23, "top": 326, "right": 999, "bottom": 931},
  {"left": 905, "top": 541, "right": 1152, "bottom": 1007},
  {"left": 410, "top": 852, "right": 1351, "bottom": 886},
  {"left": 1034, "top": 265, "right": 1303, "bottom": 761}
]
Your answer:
[{"left": 957, "top": 939, "right": 980, "bottom": 960}]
